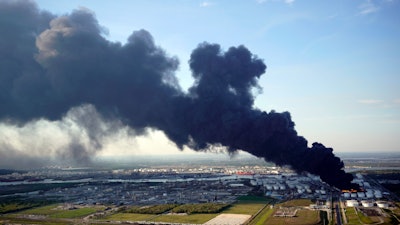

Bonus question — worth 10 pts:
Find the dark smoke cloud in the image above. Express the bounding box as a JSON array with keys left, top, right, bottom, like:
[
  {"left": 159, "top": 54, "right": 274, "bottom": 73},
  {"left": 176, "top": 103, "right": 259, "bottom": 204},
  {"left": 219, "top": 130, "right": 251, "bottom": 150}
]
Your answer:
[{"left": 0, "top": 0, "right": 357, "bottom": 189}]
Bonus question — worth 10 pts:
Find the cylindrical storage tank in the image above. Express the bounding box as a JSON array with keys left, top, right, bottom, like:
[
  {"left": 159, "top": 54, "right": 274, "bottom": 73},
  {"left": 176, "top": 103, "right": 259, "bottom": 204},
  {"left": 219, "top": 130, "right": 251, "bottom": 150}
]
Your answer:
[
  {"left": 361, "top": 201, "right": 374, "bottom": 207},
  {"left": 344, "top": 193, "right": 351, "bottom": 198},
  {"left": 366, "top": 192, "right": 374, "bottom": 198},
  {"left": 346, "top": 200, "right": 359, "bottom": 207},
  {"left": 357, "top": 192, "right": 366, "bottom": 198},
  {"left": 375, "top": 191, "right": 382, "bottom": 198},
  {"left": 376, "top": 201, "right": 389, "bottom": 208},
  {"left": 287, "top": 183, "right": 295, "bottom": 189}
]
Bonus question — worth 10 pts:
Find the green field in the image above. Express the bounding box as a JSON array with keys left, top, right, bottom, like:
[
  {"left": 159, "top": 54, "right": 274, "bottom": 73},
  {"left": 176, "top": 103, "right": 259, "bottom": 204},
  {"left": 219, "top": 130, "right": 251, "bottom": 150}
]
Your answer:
[
  {"left": 263, "top": 209, "right": 320, "bottom": 225},
  {"left": 105, "top": 212, "right": 156, "bottom": 221},
  {"left": 125, "top": 204, "right": 177, "bottom": 214},
  {"left": 0, "top": 202, "right": 39, "bottom": 214},
  {"left": 19, "top": 204, "right": 60, "bottom": 215},
  {"left": 0, "top": 217, "right": 71, "bottom": 225},
  {"left": 345, "top": 207, "right": 376, "bottom": 225},
  {"left": 279, "top": 199, "right": 313, "bottom": 207},
  {"left": 104, "top": 212, "right": 217, "bottom": 224},
  {"left": 1, "top": 199, "right": 360, "bottom": 225},
  {"left": 248, "top": 206, "right": 274, "bottom": 225},
  {"left": 246, "top": 199, "right": 318, "bottom": 225},
  {"left": 223, "top": 203, "right": 265, "bottom": 215},
  {"left": 103, "top": 202, "right": 266, "bottom": 224},
  {"left": 0, "top": 197, "right": 54, "bottom": 214},
  {"left": 18, "top": 204, "right": 101, "bottom": 219},
  {"left": 49, "top": 207, "right": 98, "bottom": 218},
  {"left": 236, "top": 195, "right": 273, "bottom": 203},
  {"left": 152, "top": 213, "right": 218, "bottom": 223}
]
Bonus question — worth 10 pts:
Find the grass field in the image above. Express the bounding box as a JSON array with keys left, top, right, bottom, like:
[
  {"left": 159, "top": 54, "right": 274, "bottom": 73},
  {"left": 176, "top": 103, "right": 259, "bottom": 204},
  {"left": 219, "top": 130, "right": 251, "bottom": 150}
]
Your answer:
[
  {"left": 222, "top": 203, "right": 265, "bottom": 215},
  {"left": 49, "top": 207, "right": 98, "bottom": 218},
  {"left": 279, "top": 199, "right": 313, "bottom": 207},
  {"left": 18, "top": 204, "right": 101, "bottom": 219},
  {"left": 248, "top": 206, "right": 274, "bottom": 225},
  {"left": 0, "top": 202, "right": 38, "bottom": 214},
  {"left": 236, "top": 195, "right": 273, "bottom": 203},
  {"left": 105, "top": 212, "right": 156, "bottom": 221},
  {"left": 152, "top": 213, "right": 218, "bottom": 223},
  {"left": 1, "top": 198, "right": 331, "bottom": 225},
  {"left": 104, "top": 212, "right": 217, "bottom": 224},
  {"left": 264, "top": 209, "right": 320, "bottom": 225},
  {"left": 103, "top": 202, "right": 265, "bottom": 224},
  {"left": 18, "top": 204, "right": 60, "bottom": 215},
  {"left": 0, "top": 217, "right": 71, "bottom": 225},
  {"left": 345, "top": 207, "right": 377, "bottom": 225}
]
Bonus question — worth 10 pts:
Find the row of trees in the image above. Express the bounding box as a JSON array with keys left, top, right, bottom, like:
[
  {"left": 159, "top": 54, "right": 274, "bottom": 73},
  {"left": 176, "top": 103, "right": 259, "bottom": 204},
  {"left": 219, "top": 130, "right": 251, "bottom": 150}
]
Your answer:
[{"left": 124, "top": 203, "right": 230, "bottom": 215}]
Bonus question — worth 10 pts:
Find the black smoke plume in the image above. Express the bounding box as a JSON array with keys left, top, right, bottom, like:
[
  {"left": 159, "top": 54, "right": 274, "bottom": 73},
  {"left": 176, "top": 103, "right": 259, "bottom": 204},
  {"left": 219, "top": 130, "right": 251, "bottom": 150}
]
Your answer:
[{"left": 0, "top": 1, "right": 357, "bottom": 189}]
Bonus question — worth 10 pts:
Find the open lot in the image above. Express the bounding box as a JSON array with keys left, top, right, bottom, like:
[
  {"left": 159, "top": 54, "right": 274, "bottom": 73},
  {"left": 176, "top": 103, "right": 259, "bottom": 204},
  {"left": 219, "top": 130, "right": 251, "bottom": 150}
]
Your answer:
[{"left": 204, "top": 213, "right": 251, "bottom": 225}]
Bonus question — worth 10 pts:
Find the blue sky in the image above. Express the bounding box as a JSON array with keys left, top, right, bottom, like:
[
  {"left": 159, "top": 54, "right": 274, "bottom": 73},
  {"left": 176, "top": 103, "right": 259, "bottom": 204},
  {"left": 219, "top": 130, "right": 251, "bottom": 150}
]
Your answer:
[{"left": 34, "top": 0, "right": 400, "bottom": 153}]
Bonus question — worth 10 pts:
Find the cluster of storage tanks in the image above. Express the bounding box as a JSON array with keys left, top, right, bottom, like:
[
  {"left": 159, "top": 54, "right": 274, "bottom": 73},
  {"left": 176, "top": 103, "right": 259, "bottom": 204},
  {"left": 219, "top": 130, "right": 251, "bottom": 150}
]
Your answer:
[
  {"left": 263, "top": 182, "right": 327, "bottom": 195},
  {"left": 346, "top": 199, "right": 389, "bottom": 208},
  {"left": 250, "top": 174, "right": 329, "bottom": 198},
  {"left": 342, "top": 173, "right": 392, "bottom": 208},
  {"left": 342, "top": 189, "right": 382, "bottom": 199},
  {"left": 342, "top": 173, "right": 383, "bottom": 199}
]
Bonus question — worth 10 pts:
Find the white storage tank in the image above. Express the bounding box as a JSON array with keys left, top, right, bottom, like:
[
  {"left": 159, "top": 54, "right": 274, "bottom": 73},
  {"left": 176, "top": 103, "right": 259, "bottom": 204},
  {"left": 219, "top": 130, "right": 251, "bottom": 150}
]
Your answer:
[
  {"left": 346, "top": 200, "right": 359, "bottom": 207},
  {"left": 361, "top": 200, "right": 374, "bottom": 207},
  {"left": 366, "top": 192, "right": 374, "bottom": 198},
  {"left": 287, "top": 183, "right": 295, "bottom": 189},
  {"left": 375, "top": 191, "right": 382, "bottom": 199},
  {"left": 376, "top": 201, "right": 389, "bottom": 208}
]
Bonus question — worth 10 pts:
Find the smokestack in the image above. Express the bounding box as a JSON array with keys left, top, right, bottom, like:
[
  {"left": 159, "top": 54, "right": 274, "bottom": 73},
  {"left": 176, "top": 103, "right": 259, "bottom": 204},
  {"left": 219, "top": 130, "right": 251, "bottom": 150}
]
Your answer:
[{"left": 0, "top": 1, "right": 357, "bottom": 189}]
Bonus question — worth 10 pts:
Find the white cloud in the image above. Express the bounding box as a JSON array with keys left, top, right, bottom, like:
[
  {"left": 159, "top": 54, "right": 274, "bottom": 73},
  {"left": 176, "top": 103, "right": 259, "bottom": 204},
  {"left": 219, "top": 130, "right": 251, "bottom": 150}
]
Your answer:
[
  {"left": 200, "top": 1, "right": 214, "bottom": 7},
  {"left": 256, "top": 0, "right": 295, "bottom": 5},
  {"left": 358, "top": 99, "right": 383, "bottom": 104},
  {"left": 393, "top": 99, "right": 400, "bottom": 104},
  {"left": 358, "top": 0, "right": 379, "bottom": 15},
  {"left": 284, "top": 0, "right": 295, "bottom": 5}
]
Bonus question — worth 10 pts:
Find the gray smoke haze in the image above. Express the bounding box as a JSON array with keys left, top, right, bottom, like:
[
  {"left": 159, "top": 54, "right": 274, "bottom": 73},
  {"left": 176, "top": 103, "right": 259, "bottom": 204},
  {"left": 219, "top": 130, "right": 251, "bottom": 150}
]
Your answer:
[{"left": 0, "top": 0, "right": 357, "bottom": 189}]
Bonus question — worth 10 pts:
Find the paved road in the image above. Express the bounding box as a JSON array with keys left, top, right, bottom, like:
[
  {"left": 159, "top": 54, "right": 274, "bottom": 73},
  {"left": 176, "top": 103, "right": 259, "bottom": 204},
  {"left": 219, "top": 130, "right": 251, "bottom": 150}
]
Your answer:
[{"left": 335, "top": 204, "right": 342, "bottom": 225}]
